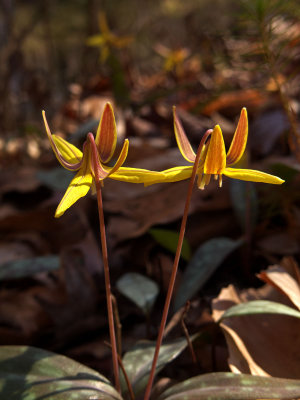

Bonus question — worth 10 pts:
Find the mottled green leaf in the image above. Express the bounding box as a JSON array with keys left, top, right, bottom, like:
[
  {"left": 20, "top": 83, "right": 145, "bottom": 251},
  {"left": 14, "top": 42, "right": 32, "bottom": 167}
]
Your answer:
[
  {"left": 158, "top": 372, "right": 300, "bottom": 400},
  {"left": 220, "top": 300, "right": 300, "bottom": 321},
  {"left": 0, "top": 345, "right": 122, "bottom": 400},
  {"left": 121, "top": 335, "right": 196, "bottom": 398},
  {"left": 174, "top": 238, "right": 243, "bottom": 311},
  {"left": 116, "top": 272, "right": 159, "bottom": 314},
  {"left": 149, "top": 228, "right": 191, "bottom": 261},
  {"left": 0, "top": 255, "right": 60, "bottom": 280}
]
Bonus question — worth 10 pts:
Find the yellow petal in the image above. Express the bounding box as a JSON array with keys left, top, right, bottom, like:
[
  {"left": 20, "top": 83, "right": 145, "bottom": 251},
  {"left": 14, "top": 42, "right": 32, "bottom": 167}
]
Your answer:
[
  {"left": 144, "top": 165, "right": 194, "bottom": 186},
  {"left": 105, "top": 139, "right": 129, "bottom": 177},
  {"left": 173, "top": 107, "right": 196, "bottom": 162},
  {"left": 43, "top": 111, "right": 82, "bottom": 171},
  {"left": 226, "top": 107, "right": 248, "bottom": 166},
  {"left": 99, "top": 12, "right": 110, "bottom": 35},
  {"left": 112, "top": 35, "right": 133, "bottom": 48},
  {"left": 52, "top": 136, "right": 83, "bottom": 166},
  {"left": 204, "top": 125, "right": 226, "bottom": 174},
  {"left": 86, "top": 35, "right": 105, "bottom": 46},
  {"left": 109, "top": 167, "right": 165, "bottom": 183},
  {"left": 95, "top": 103, "right": 117, "bottom": 163},
  {"left": 223, "top": 167, "right": 285, "bottom": 184},
  {"left": 55, "top": 147, "right": 93, "bottom": 218}
]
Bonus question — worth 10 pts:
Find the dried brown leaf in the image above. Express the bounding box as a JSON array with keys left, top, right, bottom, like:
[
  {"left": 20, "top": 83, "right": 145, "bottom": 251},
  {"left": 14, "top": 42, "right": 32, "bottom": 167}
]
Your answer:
[{"left": 212, "top": 264, "right": 300, "bottom": 379}]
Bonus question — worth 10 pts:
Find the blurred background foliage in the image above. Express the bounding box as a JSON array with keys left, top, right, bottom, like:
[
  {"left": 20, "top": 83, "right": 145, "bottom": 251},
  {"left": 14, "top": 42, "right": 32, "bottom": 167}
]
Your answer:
[{"left": 2, "top": 0, "right": 299, "bottom": 135}]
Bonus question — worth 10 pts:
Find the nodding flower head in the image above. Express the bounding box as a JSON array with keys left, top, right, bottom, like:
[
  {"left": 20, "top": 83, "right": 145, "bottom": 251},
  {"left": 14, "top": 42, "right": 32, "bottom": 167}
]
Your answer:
[
  {"left": 43, "top": 103, "right": 164, "bottom": 217},
  {"left": 145, "top": 107, "right": 284, "bottom": 188}
]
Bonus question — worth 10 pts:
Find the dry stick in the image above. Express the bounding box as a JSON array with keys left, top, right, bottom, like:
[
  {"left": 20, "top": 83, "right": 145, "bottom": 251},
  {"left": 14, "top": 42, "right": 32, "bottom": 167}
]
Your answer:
[
  {"left": 117, "top": 353, "right": 135, "bottom": 400},
  {"left": 88, "top": 133, "right": 120, "bottom": 393},
  {"left": 112, "top": 294, "right": 123, "bottom": 356},
  {"left": 180, "top": 301, "right": 198, "bottom": 366},
  {"left": 143, "top": 129, "right": 211, "bottom": 400},
  {"left": 104, "top": 341, "right": 135, "bottom": 400}
]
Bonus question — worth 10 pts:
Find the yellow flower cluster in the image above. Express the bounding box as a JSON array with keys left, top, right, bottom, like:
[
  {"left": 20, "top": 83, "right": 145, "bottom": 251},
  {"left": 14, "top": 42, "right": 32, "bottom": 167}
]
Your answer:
[{"left": 43, "top": 103, "right": 284, "bottom": 218}]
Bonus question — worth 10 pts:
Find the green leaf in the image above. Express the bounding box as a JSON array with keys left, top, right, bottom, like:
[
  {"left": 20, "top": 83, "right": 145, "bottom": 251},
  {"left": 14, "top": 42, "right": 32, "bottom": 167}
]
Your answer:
[
  {"left": 0, "top": 345, "right": 122, "bottom": 399},
  {"left": 158, "top": 372, "right": 300, "bottom": 400},
  {"left": 116, "top": 272, "right": 159, "bottom": 314},
  {"left": 121, "top": 335, "right": 196, "bottom": 398},
  {"left": 220, "top": 300, "right": 300, "bottom": 321},
  {"left": 149, "top": 228, "right": 191, "bottom": 261},
  {"left": 0, "top": 255, "right": 60, "bottom": 280},
  {"left": 174, "top": 238, "right": 243, "bottom": 311},
  {"left": 229, "top": 180, "right": 257, "bottom": 231}
]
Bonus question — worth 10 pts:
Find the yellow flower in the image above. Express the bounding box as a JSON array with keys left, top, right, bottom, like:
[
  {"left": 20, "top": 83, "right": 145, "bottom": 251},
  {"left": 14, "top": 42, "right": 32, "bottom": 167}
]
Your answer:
[
  {"left": 43, "top": 103, "right": 163, "bottom": 217},
  {"left": 86, "top": 12, "right": 133, "bottom": 62},
  {"left": 155, "top": 44, "right": 189, "bottom": 77},
  {"left": 147, "top": 107, "right": 284, "bottom": 188}
]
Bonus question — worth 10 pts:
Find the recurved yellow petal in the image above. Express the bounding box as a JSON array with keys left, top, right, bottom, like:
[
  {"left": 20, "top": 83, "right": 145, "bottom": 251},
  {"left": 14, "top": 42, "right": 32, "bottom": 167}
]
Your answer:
[
  {"left": 99, "top": 12, "right": 110, "bottom": 35},
  {"left": 113, "top": 35, "right": 133, "bottom": 48},
  {"left": 95, "top": 103, "right": 117, "bottom": 163},
  {"left": 223, "top": 167, "right": 285, "bottom": 184},
  {"left": 144, "top": 165, "right": 194, "bottom": 186},
  {"left": 110, "top": 167, "right": 165, "bottom": 183},
  {"left": 173, "top": 107, "right": 196, "bottom": 162},
  {"left": 105, "top": 139, "right": 129, "bottom": 178},
  {"left": 55, "top": 148, "right": 93, "bottom": 218},
  {"left": 204, "top": 125, "right": 226, "bottom": 174},
  {"left": 52, "top": 135, "right": 82, "bottom": 166},
  {"left": 43, "top": 110, "right": 82, "bottom": 171},
  {"left": 226, "top": 107, "right": 248, "bottom": 166},
  {"left": 86, "top": 35, "right": 105, "bottom": 46}
]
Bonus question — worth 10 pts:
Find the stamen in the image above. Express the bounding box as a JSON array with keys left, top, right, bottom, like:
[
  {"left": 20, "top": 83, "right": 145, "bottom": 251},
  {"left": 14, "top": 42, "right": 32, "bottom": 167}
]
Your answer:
[
  {"left": 205, "top": 174, "right": 211, "bottom": 186},
  {"left": 219, "top": 175, "right": 223, "bottom": 187},
  {"left": 197, "top": 174, "right": 206, "bottom": 190}
]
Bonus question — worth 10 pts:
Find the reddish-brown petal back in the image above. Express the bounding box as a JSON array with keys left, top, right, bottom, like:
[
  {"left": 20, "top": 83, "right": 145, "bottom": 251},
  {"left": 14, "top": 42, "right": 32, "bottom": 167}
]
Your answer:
[
  {"left": 226, "top": 108, "right": 248, "bottom": 166},
  {"left": 95, "top": 102, "right": 117, "bottom": 163}
]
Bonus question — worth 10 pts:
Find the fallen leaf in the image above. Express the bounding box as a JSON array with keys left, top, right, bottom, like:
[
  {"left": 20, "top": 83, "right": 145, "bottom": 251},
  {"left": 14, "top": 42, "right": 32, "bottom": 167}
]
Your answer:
[
  {"left": 258, "top": 265, "right": 300, "bottom": 310},
  {"left": 212, "top": 263, "right": 300, "bottom": 379}
]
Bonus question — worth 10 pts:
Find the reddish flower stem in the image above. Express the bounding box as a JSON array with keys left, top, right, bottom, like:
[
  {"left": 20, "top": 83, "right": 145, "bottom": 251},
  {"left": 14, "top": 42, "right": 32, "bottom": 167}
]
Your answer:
[
  {"left": 88, "top": 133, "right": 120, "bottom": 393},
  {"left": 143, "top": 129, "right": 211, "bottom": 400}
]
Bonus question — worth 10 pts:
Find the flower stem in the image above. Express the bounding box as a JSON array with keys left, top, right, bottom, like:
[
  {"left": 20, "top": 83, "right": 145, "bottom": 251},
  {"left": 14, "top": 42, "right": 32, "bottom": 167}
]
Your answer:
[
  {"left": 143, "top": 129, "right": 211, "bottom": 400},
  {"left": 89, "top": 133, "right": 120, "bottom": 392}
]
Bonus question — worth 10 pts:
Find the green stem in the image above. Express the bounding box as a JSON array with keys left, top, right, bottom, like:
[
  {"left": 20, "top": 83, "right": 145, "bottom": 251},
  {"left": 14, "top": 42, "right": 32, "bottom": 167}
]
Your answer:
[
  {"left": 89, "top": 133, "right": 120, "bottom": 393},
  {"left": 143, "top": 129, "right": 211, "bottom": 400}
]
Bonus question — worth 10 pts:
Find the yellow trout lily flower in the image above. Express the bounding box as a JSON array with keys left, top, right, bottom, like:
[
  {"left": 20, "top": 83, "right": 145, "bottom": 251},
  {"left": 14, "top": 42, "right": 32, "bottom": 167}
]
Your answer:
[
  {"left": 147, "top": 107, "right": 284, "bottom": 188},
  {"left": 86, "top": 12, "right": 133, "bottom": 62},
  {"left": 43, "top": 103, "right": 164, "bottom": 217}
]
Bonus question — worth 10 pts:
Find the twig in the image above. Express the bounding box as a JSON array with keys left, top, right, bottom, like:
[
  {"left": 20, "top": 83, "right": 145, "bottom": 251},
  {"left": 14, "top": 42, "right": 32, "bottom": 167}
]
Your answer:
[
  {"left": 180, "top": 301, "right": 197, "bottom": 366},
  {"left": 112, "top": 294, "right": 123, "bottom": 356},
  {"left": 104, "top": 341, "right": 135, "bottom": 400}
]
